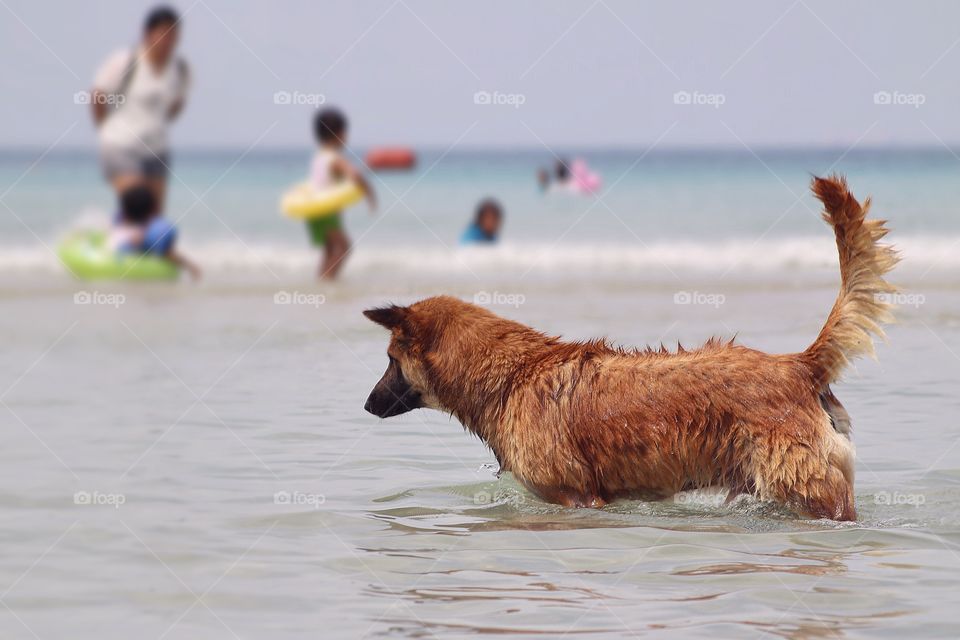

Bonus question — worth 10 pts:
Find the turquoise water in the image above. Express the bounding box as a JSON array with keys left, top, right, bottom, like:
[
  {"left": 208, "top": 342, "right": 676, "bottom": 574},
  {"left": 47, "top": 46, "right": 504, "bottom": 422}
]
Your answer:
[
  {"left": 3, "top": 148, "right": 960, "bottom": 286},
  {"left": 2, "top": 147, "right": 959, "bottom": 248},
  {"left": 1, "top": 148, "right": 959, "bottom": 637}
]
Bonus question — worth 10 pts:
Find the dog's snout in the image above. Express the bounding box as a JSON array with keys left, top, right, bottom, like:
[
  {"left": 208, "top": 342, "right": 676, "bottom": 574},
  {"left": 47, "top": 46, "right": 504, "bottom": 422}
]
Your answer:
[
  {"left": 365, "top": 355, "right": 427, "bottom": 418},
  {"left": 364, "top": 381, "right": 423, "bottom": 419},
  {"left": 364, "top": 387, "right": 386, "bottom": 416},
  {"left": 364, "top": 386, "right": 392, "bottom": 418}
]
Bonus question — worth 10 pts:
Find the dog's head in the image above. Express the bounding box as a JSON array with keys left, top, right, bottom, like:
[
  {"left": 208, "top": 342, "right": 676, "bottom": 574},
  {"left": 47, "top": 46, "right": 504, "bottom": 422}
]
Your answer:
[
  {"left": 363, "top": 296, "right": 537, "bottom": 421},
  {"left": 362, "top": 302, "right": 439, "bottom": 418}
]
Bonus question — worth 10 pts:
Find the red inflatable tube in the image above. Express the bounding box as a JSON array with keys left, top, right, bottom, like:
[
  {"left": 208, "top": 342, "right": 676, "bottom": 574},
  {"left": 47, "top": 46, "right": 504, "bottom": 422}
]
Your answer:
[{"left": 365, "top": 147, "right": 416, "bottom": 170}]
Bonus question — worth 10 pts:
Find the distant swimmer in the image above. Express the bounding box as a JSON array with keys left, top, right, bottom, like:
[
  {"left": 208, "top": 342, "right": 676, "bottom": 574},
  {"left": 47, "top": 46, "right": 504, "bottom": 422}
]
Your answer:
[
  {"left": 460, "top": 198, "right": 503, "bottom": 245},
  {"left": 538, "top": 158, "right": 601, "bottom": 195},
  {"left": 537, "top": 168, "right": 550, "bottom": 192},
  {"left": 555, "top": 158, "right": 571, "bottom": 184}
]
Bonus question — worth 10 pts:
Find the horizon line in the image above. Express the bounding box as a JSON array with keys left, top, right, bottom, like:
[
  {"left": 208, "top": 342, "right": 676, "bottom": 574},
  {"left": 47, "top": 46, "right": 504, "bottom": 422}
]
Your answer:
[{"left": 2, "top": 143, "right": 958, "bottom": 155}]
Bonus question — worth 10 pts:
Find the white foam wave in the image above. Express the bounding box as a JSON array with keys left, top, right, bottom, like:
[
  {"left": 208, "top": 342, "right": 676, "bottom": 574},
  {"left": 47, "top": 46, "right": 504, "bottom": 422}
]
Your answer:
[{"left": 1, "top": 235, "right": 957, "bottom": 278}]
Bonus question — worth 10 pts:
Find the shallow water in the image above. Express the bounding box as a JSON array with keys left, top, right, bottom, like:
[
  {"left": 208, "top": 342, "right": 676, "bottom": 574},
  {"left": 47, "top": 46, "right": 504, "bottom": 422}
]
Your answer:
[
  {"left": 1, "top": 269, "right": 958, "bottom": 638},
  {"left": 2, "top": 148, "right": 959, "bottom": 637}
]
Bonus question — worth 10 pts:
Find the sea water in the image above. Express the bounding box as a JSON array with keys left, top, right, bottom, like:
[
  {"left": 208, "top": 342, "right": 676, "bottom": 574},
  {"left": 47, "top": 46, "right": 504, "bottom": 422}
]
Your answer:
[{"left": 0, "top": 148, "right": 958, "bottom": 637}]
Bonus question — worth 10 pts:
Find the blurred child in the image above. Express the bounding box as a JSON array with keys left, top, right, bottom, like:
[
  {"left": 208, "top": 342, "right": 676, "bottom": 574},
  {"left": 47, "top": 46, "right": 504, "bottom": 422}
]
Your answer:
[
  {"left": 308, "top": 107, "right": 377, "bottom": 279},
  {"left": 536, "top": 159, "right": 572, "bottom": 192},
  {"left": 536, "top": 168, "right": 550, "bottom": 192},
  {"left": 460, "top": 198, "right": 503, "bottom": 244},
  {"left": 109, "top": 183, "right": 201, "bottom": 279}
]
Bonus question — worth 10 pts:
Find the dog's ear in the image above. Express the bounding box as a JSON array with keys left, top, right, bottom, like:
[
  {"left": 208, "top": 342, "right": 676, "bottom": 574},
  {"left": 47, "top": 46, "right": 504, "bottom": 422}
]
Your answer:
[{"left": 363, "top": 305, "right": 409, "bottom": 330}]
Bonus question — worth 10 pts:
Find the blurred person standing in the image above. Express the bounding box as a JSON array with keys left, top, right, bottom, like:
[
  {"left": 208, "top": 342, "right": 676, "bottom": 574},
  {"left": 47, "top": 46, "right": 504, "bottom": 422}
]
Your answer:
[{"left": 90, "top": 6, "right": 190, "bottom": 212}]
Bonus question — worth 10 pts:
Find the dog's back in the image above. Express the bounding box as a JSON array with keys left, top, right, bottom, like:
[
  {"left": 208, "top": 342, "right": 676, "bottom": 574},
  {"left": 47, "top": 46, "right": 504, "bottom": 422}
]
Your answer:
[{"left": 494, "top": 337, "right": 842, "bottom": 513}]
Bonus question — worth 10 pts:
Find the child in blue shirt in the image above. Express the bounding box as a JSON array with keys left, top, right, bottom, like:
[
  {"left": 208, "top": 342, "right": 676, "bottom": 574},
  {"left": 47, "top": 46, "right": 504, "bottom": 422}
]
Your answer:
[
  {"left": 109, "top": 184, "right": 200, "bottom": 279},
  {"left": 460, "top": 198, "right": 503, "bottom": 245}
]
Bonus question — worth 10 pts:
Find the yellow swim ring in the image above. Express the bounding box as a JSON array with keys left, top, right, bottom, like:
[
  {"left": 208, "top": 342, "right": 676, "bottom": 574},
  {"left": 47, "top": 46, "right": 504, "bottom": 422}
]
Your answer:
[{"left": 281, "top": 181, "right": 363, "bottom": 220}]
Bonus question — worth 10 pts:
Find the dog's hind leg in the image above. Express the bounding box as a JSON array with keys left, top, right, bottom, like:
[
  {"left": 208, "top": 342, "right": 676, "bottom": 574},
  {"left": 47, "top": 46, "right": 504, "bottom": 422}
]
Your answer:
[
  {"left": 750, "top": 423, "right": 857, "bottom": 520},
  {"left": 754, "top": 469, "right": 855, "bottom": 520},
  {"left": 764, "top": 454, "right": 856, "bottom": 520},
  {"left": 791, "top": 467, "right": 856, "bottom": 521}
]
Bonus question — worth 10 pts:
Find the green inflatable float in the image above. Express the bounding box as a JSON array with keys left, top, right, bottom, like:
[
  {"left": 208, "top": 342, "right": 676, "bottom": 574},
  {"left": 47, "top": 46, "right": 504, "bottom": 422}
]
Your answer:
[{"left": 58, "top": 230, "right": 179, "bottom": 281}]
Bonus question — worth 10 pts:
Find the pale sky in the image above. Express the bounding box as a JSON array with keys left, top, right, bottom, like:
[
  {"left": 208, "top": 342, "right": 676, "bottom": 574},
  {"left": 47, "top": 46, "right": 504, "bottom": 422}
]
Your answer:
[{"left": 2, "top": 0, "right": 958, "bottom": 150}]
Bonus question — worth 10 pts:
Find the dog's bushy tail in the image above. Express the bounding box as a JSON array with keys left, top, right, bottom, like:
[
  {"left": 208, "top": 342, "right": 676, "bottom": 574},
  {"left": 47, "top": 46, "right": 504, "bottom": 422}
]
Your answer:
[{"left": 802, "top": 175, "right": 898, "bottom": 386}]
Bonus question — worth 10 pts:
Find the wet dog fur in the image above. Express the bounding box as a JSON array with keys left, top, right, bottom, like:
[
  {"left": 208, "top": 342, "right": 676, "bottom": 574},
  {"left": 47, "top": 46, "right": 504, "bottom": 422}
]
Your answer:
[{"left": 364, "top": 176, "right": 897, "bottom": 520}]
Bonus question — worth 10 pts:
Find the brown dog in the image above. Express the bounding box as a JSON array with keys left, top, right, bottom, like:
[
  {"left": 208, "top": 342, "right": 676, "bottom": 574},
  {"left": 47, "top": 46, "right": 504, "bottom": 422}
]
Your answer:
[{"left": 363, "top": 176, "right": 897, "bottom": 520}]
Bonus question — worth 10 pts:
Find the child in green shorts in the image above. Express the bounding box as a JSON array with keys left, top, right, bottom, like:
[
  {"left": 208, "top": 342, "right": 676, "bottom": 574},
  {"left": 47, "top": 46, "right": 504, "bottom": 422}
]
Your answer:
[{"left": 308, "top": 108, "right": 376, "bottom": 279}]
